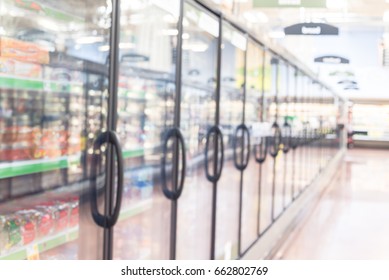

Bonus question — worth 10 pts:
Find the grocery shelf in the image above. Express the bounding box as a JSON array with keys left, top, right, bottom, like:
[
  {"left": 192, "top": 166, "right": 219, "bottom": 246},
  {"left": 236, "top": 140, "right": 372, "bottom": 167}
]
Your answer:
[
  {"left": 122, "top": 148, "right": 144, "bottom": 159},
  {"left": 4, "top": 0, "right": 84, "bottom": 23},
  {"left": 0, "top": 155, "right": 81, "bottom": 180},
  {"left": 353, "top": 135, "right": 389, "bottom": 141},
  {"left": 118, "top": 199, "right": 152, "bottom": 221},
  {"left": 0, "top": 227, "right": 78, "bottom": 260},
  {"left": 0, "top": 148, "right": 148, "bottom": 179},
  {"left": 0, "top": 76, "right": 83, "bottom": 94},
  {"left": 0, "top": 199, "right": 152, "bottom": 260},
  {"left": 0, "top": 76, "right": 151, "bottom": 99},
  {"left": 118, "top": 88, "right": 147, "bottom": 100}
]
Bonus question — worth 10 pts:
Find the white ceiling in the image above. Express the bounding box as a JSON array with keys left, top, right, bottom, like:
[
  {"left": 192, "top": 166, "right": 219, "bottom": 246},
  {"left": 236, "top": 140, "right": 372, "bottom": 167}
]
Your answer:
[{"left": 207, "top": 0, "right": 389, "bottom": 101}]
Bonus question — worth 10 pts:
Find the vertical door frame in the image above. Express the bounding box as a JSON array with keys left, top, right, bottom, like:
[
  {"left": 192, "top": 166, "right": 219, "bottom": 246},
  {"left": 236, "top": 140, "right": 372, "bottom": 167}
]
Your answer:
[
  {"left": 270, "top": 55, "right": 279, "bottom": 223},
  {"left": 237, "top": 32, "right": 248, "bottom": 258},
  {"left": 101, "top": 0, "right": 121, "bottom": 260},
  {"left": 257, "top": 45, "right": 266, "bottom": 237},
  {"left": 210, "top": 10, "right": 223, "bottom": 260}
]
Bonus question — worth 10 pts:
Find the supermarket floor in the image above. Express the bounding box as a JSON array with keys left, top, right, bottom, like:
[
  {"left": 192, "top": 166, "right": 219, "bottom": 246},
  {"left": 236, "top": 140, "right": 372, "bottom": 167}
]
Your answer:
[{"left": 274, "top": 148, "right": 389, "bottom": 259}]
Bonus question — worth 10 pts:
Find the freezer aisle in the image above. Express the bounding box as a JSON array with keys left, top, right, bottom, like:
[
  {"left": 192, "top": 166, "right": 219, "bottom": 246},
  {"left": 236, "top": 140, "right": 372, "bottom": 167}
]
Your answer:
[
  {"left": 276, "top": 149, "right": 389, "bottom": 259},
  {"left": 0, "top": 0, "right": 345, "bottom": 260}
]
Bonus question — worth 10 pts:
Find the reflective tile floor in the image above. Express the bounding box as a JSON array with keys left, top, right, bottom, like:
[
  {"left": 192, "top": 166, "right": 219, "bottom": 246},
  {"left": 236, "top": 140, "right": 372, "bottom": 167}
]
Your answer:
[{"left": 275, "top": 148, "right": 389, "bottom": 259}]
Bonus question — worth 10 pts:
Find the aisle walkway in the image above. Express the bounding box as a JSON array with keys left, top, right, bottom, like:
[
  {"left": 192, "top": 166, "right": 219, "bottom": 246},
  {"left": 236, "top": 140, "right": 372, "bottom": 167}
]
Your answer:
[{"left": 276, "top": 148, "right": 389, "bottom": 259}]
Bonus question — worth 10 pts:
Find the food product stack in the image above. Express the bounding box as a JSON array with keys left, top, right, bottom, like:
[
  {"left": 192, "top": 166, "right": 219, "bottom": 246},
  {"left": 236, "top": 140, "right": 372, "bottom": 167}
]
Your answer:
[{"left": 0, "top": 199, "right": 79, "bottom": 258}]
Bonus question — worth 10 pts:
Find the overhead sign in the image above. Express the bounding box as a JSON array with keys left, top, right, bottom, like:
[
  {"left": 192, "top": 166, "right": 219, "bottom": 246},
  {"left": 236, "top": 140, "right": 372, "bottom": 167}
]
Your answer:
[
  {"left": 329, "top": 71, "right": 355, "bottom": 77},
  {"left": 338, "top": 80, "right": 357, "bottom": 85},
  {"left": 314, "top": 56, "right": 349, "bottom": 64},
  {"left": 121, "top": 53, "right": 149, "bottom": 63},
  {"left": 253, "top": 0, "right": 326, "bottom": 8},
  {"left": 284, "top": 23, "right": 339, "bottom": 36},
  {"left": 344, "top": 85, "right": 359, "bottom": 90},
  {"left": 271, "top": 57, "right": 279, "bottom": 65}
]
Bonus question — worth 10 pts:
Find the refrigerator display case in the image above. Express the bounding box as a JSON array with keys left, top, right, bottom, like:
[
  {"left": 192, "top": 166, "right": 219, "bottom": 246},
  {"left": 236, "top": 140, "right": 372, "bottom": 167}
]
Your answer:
[
  {"left": 215, "top": 22, "right": 246, "bottom": 260},
  {"left": 304, "top": 78, "right": 313, "bottom": 187},
  {"left": 279, "top": 62, "right": 294, "bottom": 210},
  {"left": 259, "top": 51, "right": 275, "bottom": 234},
  {"left": 272, "top": 58, "right": 287, "bottom": 220},
  {"left": 0, "top": 0, "right": 345, "bottom": 260},
  {"left": 352, "top": 104, "right": 389, "bottom": 142},
  {"left": 293, "top": 71, "right": 306, "bottom": 195},
  {"left": 0, "top": 0, "right": 112, "bottom": 260},
  {"left": 176, "top": 1, "right": 219, "bottom": 260},
  {"left": 112, "top": 0, "right": 180, "bottom": 260},
  {"left": 309, "top": 81, "right": 323, "bottom": 183},
  {"left": 240, "top": 39, "right": 263, "bottom": 253}
]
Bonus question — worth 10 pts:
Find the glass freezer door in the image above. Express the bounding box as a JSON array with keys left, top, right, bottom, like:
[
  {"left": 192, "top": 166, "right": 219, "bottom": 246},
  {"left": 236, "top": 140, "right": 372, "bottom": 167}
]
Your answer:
[
  {"left": 0, "top": 0, "right": 114, "bottom": 259},
  {"left": 240, "top": 39, "right": 263, "bottom": 253},
  {"left": 259, "top": 52, "right": 275, "bottom": 233},
  {"left": 112, "top": 0, "right": 180, "bottom": 260},
  {"left": 216, "top": 23, "right": 246, "bottom": 260},
  {"left": 176, "top": 1, "right": 219, "bottom": 260}
]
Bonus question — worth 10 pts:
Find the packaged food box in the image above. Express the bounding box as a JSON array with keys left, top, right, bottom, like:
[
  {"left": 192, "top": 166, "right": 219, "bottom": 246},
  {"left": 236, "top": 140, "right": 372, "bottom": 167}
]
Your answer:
[
  {"left": 3, "top": 215, "right": 22, "bottom": 250},
  {"left": 16, "top": 210, "right": 37, "bottom": 245},
  {"left": 0, "top": 146, "right": 34, "bottom": 161},
  {"left": 37, "top": 202, "right": 69, "bottom": 233},
  {"left": 55, "top": 204, "right": 69, "bottom": 232},
  {"left": 0, "top": 215, "right": 7, "bottom": 255},
  {"left": 34, "top": 209, "right": 54, "bottom": 238},
  {"left": 0, "top": 37, "right": 49, "bottom": 64},
  {"left": 35, "top": 205, "right": 57, "bottom": 233},
  {"left": 0, "top": 57, "right": 42, "bottom": 78},
  {"left": 68, "top": 201, "right": 79, "bottom": 228}
]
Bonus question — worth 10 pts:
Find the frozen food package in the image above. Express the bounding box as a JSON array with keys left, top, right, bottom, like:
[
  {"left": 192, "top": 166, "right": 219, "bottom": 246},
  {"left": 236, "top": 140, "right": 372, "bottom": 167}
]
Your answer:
[
  {"left": 30, "top": 208, "right": 54, "bottom": 239},
  {"left": 37, "top": 211, "right": 54, "bottom": 238},
  {"left": 54, "top": 203, "right": 70, "bottom": 233},
  {"left": 0, "top": 215, "right": 7, "bottom": 255},
  {"left": 3, "top": 214, "right": 22, "bottom": 251},
  {"left": 0, "top": 57, "right": 15, "bottom": 74},
  {"left": 68, "top": 200, "right": 79, "bottom": 228},
  {"left": 16, "top": 210, "right": 37, "bottom": 246},
  {"left": 0, "top": 37, "right": 50, "bottom": 64},
  {"left": 0, "top": 57, "right": 42, "bottom": 78}
]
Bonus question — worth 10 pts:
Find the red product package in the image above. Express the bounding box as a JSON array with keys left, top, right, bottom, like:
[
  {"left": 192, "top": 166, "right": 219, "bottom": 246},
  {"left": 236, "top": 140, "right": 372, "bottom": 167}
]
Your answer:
[
  {"left": 0, "top": 215, "right": 7, "bottom": 254},
  {"left": 36, "top": 202, "right": 69, "bottom": 234},
  {"left": 55, "top": 205, "right": 69, "bottom": 233},
  {"left": 0, "top": 37, "right": 49, "bottom": 64},
  {"left": 15, "top": 210, "right": 37, "bottom": 245},
  {"left": 68, "top": 201, "right": 79, "bottom": 228}
]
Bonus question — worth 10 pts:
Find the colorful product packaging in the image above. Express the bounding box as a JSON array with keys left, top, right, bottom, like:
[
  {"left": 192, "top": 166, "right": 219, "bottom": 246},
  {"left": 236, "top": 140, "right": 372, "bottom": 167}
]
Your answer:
[
  {"left": 36, "top": 210, "right": 54, "bottom": 238},
  {"left": 16, "top": 211, "right": 36, "bottom": 246},
  {"left": 55, "top": 204, "right": 69, "bottom": 233},
  {"left": 68, "top": 200, "right": 79, "bottom": 228},
  {"left": 0, "top": 57, "right": 42, "bottom": 78},
  {"left": 0, "top": 216, "right": 6, "bottom": 255},
  {"left": 0, "top": 37, "right": 49, "bottom": 64},
  {"left": 37, "top": 202, "right": 69, "bottom": 233},
  {"left": 4, "top": 215, "right": 22, "bottom": 250}
]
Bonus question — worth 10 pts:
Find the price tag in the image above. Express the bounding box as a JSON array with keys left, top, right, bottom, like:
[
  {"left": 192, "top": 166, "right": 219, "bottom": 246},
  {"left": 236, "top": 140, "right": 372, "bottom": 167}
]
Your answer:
[{"left": 26, "top": 244, "right": 40, "bottom": 260}]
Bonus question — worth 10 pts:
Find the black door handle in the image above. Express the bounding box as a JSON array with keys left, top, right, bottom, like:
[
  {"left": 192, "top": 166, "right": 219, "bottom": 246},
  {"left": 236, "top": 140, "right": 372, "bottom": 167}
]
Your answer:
[
  {"left": 90, "top": 130, "right": 124, "bottom": 229},
  {"left": 306, "top": 129, "right": 311, "bottom": 144},
  {"left": 282, "top": 123, "right": 292, "bottom": 154},
  {"left": 205, "top": 126, "right": 224, "bottom": 183},
  {"left": 302, "top": 126, "right": 308, "bottom": 146},
  {"left": 254, "top": 137, "right": 267, "bottom": 164},
  {"left": 291, "top": 128, "right": 299, "bottom": 150},
  {"left": 233, "top": 124, "right": 250, "bottom": 171},
  {"left": 269, "top": 122, "right": 282, "bottom": 158},
  {"left": 161, "top": 128, "right": 186, "bottom": 201}
]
